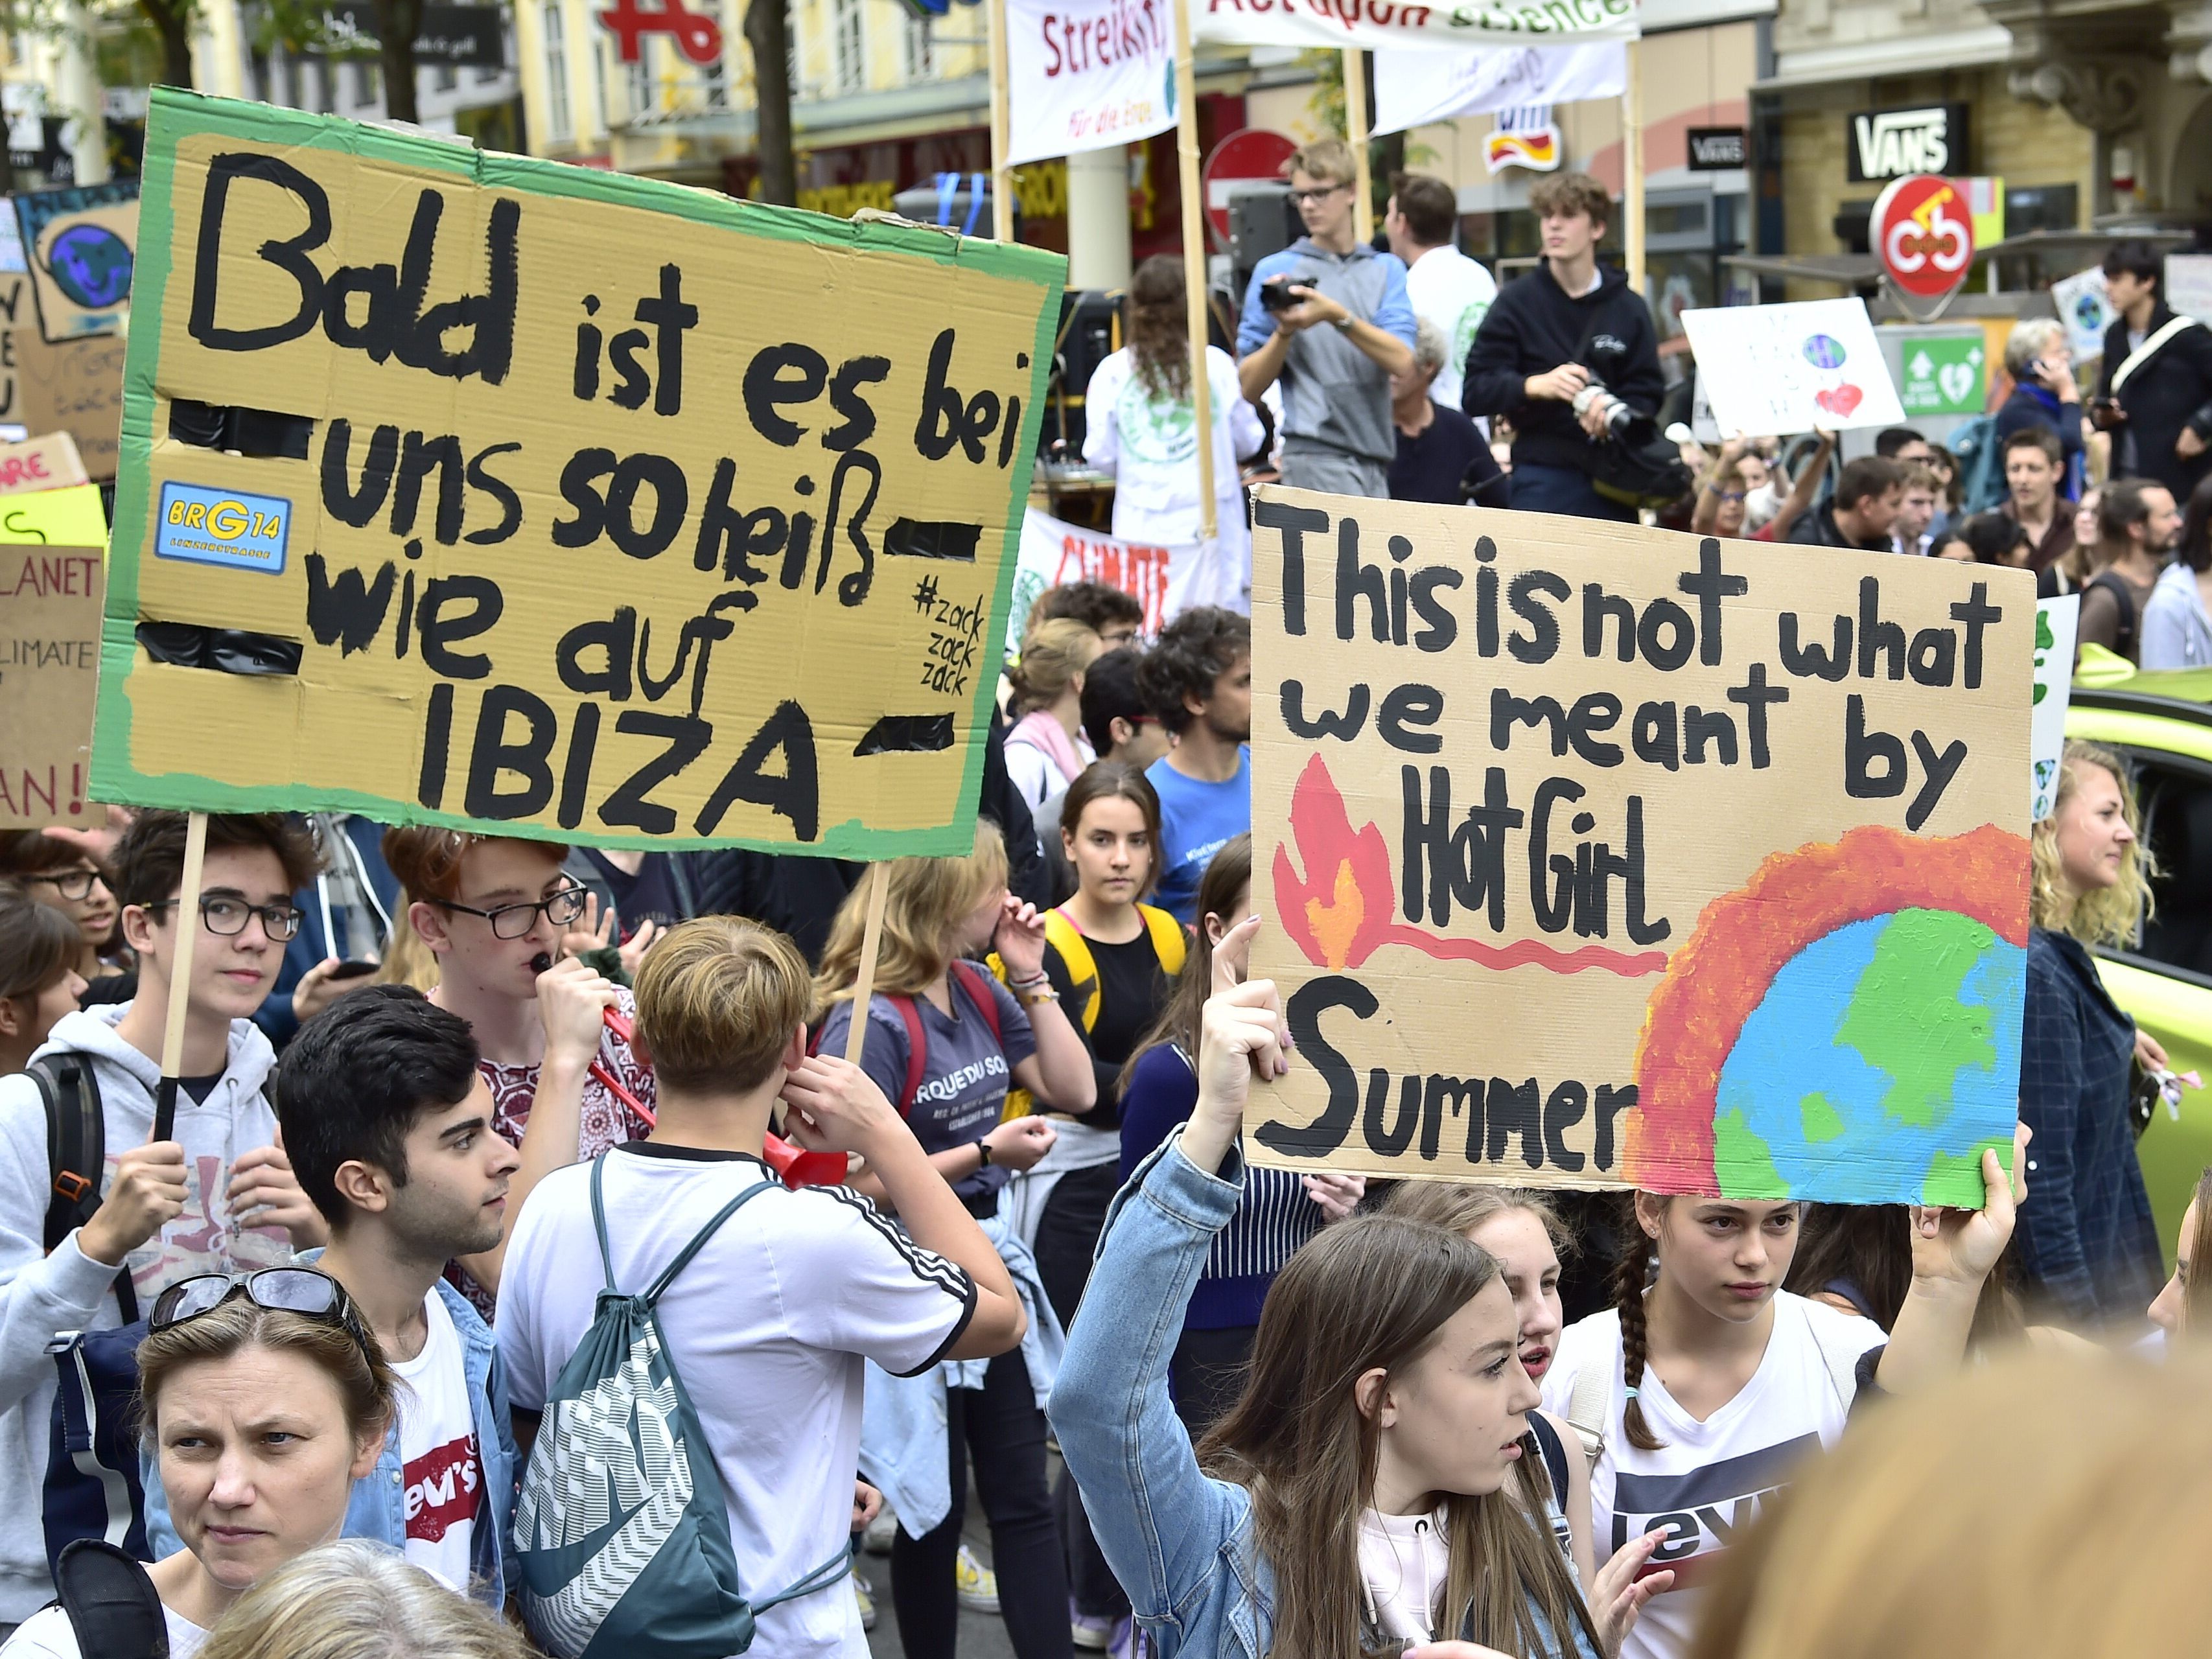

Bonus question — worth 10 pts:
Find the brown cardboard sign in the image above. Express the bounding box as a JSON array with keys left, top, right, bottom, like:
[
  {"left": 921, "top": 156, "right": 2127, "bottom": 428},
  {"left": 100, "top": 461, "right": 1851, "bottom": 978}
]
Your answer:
[
  {"left": 95, "top": 91, "right": 1064, "bottom": 859},
  {"left": 1246, "top": 487, "right": 2034, "bottom": 1207},
  {"left": 12, "top": 180, "right": 138, "bottom": 343},
  {"left": 0, "top": 546, "right": 104, "bottom": 827},
  {"left": 15, "top": 332, "right": 126, "bottom": 480},
  {"left": 0, "top": 431, "right": 88, "bottom": 494}
]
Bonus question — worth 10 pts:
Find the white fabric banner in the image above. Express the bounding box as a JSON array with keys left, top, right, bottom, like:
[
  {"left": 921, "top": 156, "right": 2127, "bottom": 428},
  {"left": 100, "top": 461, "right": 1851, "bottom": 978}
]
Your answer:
[
  {"left": 1007, "top": 509, "right": 1193, "bottom": 656},
  {"left": 1003, "top": 0, "right": 1177, "bottom": 167},
  {"left": 1194, "top": 0, "right": 1636, "bottom": 54},
  {"left": 1373, "top": 40, "right": 1627, "bottom": 136}
]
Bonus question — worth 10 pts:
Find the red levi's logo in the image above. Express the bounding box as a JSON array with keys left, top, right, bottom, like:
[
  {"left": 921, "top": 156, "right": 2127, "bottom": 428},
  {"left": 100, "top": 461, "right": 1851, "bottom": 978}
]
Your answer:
[{"left": 404, "top": 1433, "right": 481, "bottom": 1542}]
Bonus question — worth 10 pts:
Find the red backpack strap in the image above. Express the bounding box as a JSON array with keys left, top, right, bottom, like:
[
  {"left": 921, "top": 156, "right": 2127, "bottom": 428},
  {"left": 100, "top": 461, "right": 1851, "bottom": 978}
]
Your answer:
[
  {"left": 891, "top": 995, "right": 927, "bottom": 1115},
  {"left": 948, "top": 960, "right": 1004, "bottom": 1045}
]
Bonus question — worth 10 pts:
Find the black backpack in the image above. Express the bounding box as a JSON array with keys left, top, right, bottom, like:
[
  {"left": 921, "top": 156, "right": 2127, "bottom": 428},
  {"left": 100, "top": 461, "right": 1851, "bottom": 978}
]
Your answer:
[
  {"left": 46, "top": 1538, "right": 168, "bottom": 1659},
  {"left": 2088, "top": 570, "right": 2140, "bottom": 661}
]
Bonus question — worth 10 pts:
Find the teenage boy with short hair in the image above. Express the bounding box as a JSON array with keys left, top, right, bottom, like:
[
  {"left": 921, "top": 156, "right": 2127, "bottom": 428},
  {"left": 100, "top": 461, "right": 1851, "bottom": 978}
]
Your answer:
[
  {"left": 0, "top": 810, "right": 324, "bottom": 1627},
  {"left": 2099, "top": 237, "right": 2212, "bottom": 501},
  {"left": 1236, "top": 138, "right": 1417, "bottom": 498},
  {"left": 1136, "top": 608, "right": 1252, "bottom": 924},
  {"left": 1384, "top": 171, "right": 1496, "bottom": 413},
  {"left": 499, "top": 918, "right": 1027, "bottom": 1659},
  {"left": 1892, "top": 465, "right": 1942, "bottom": 555},
  {"left": 1461, "top": 170, "right": 1661, "bottom": 522},
  {"left": 143, "top": 984, "right": 521, "bottom": 1604},
  {"left": 1789, "top": 455, "right": 1905, "bottom": 551},
  {"left": 2001, "top": 426, "right": 2075, "bottom": 570}
]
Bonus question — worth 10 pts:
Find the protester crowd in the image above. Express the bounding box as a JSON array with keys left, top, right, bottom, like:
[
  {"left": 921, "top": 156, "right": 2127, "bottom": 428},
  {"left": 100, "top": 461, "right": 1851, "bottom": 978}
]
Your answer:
[{"left": 5, "top": 148, "right": 2212, "bottom": 1659}]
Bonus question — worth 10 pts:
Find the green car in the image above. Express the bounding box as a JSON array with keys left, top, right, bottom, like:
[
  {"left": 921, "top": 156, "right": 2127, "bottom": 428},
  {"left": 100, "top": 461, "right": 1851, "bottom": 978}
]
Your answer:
[{"left": 2065, "top": 664, "right": 2212, "bottom": 1264}]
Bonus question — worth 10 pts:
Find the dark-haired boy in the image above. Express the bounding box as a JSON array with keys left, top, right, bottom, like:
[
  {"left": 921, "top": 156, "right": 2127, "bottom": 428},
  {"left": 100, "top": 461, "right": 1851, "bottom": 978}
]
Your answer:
[
  {"left": 1037, "top": 647, "right": 1171, "bottom": 903},
  {"left": 1136, "top": 608, "right": 1252, "bottom": 923},
  {"left": 0, "top": 810, "right": 325, "bottom": 1625},
  {"left": 143, "top": 983, "right": 521, "bottom": 1603}
]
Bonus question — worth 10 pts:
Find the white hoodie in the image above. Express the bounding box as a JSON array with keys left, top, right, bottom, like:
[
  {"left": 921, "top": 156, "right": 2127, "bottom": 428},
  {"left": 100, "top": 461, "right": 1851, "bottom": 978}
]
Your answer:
[{"left": 0, "top": 1006, "right": 289, "bottom": 1620}]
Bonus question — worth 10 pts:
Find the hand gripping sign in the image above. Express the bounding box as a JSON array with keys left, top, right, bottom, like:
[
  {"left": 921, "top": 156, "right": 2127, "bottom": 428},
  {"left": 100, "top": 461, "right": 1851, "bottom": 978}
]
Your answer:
[{"left": 1872, "top": 174, "right": 1975, "bottom": 318}]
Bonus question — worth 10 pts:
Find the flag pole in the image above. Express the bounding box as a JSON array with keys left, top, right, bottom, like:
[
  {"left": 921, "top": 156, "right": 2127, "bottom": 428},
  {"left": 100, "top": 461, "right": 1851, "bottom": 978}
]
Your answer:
[
  {"left": 1344, "top": 49, "right": 1372, "bottom": 243},
  {"left": 988, "top": 0, "right": 1015, "bottom": 240},
  {"left": 1621, "top": 38, "right": 1645, "bottom": 295}
]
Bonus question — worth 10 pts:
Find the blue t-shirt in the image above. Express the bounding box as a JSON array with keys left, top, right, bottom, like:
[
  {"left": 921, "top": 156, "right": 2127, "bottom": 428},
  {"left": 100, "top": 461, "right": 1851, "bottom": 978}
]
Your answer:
[
  {"left": 816, "top": 967, "right": 1036, "bottom": 1206},
  {"left": 1145, "top": 748, "right": 1252, "bottom": 924}
]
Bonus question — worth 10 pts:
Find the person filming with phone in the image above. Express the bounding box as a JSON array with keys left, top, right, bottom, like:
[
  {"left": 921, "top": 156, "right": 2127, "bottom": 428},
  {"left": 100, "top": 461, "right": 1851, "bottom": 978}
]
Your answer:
[{"left": 1235, "top": 139, "right": 1415, "bottom": 500}]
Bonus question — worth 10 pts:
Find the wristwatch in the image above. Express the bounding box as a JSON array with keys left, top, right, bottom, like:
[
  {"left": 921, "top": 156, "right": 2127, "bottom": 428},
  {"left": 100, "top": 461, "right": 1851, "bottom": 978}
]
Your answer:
[{"left": 975, "top": 1137, "right": 993, "bottom": 1168}]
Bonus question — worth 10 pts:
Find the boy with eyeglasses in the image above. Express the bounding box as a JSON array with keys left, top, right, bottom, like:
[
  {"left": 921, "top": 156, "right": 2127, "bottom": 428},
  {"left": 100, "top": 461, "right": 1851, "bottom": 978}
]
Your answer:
[
  {"left": 0, "top": 810, "right": 325, "bottom": 1632},
  {"left": 380, "top": 829, "right": 643, "bottom": 1310},
  {"left": 142, "top": 986, "right": 523, "bottom": 1605}
]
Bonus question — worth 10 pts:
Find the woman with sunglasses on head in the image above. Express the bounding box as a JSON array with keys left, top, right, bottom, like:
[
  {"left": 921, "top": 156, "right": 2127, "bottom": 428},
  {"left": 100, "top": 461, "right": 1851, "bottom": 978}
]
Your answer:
[
  {"left": 0, "top": 883, "right": 89, "bottom": 1079},
  {"left": 0, "top": 1269, "right": 392, "bottom": 1659},
  {"left": 0, "top": 832, "right": 132, "bottom": 1004},
  {"left": 379, "top": 830, "right": 642, "bottom": 1306}
]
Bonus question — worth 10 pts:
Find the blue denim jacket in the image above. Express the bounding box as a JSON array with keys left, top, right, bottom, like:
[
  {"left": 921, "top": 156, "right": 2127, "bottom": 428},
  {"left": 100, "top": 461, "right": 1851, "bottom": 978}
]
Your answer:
[
  {"left": 1052, "top": 1137, "right": 1597, "bottom": 1659},
  {"left": 143, "top": 1270, "right": 518, "bottom": 1606}
]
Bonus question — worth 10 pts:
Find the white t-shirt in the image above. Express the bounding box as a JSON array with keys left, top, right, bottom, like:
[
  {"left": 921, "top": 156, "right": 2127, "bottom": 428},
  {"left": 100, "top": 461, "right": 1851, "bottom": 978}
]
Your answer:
[
  {"left": 1403, "top": 246, "right": 1498, "bottom": 412},
  {"left": 2, "top": 1601, "right": 205, "bottom": 1659},
  {"left": 1540, "top": 1294, "right": 1885, "bottom": 1659},
  {"left": 498, "top": 1144, "right": 977, "bottom": 1659},
  {"left": 1358, "top": 1506, "right": 1449, "bottom": 1643},
  {"left": 388, "top": 1290, "right": 480, "bottom": 1592}
]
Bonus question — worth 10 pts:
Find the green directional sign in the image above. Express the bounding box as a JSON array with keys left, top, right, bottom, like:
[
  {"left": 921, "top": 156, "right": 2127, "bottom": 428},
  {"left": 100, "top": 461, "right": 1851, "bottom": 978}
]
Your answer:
[{"left": 1898, "top": 335, "right": 1985, "bottom": 417}]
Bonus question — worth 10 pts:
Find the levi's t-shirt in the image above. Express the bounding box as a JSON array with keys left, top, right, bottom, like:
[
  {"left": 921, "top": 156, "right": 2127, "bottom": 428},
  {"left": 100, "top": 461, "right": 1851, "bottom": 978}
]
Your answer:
[
  {"left": 1541, "top": 1294, "right": 1885, "bottom": 1659},
  {"left": 815, "top": 970, "right": 1036, "bottom": 1208},
  {"left": 386, "top": 1290, "right": 480, "bottom": 1590}
]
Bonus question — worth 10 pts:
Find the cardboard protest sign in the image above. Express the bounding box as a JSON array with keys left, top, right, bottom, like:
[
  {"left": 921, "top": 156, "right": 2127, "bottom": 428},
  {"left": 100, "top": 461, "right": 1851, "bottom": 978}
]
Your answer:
[
  {"left": 2167, "top": 255, "right": 2212, "bottom": 327},
  {"left": 1246, "top": 488, "right": 2033, "bottom": 1205},
  {"left": 1679, "top": 299, "right": 1904, "bottom": 437},
  {"left": 95, "top": 91, "right": 1064, "bottom": 857},
  {"left": 0, "top": 481, "right": 104, "bottom": 546},
  {"left": 2029, "top": 595, "right": 2078, "bottom": 825},
  {"left": 1195, "top": 0, "right": 1636, "bottom": 53},
  {"left": 2050, "top": 267, "right": 2114, "bottom": 360},
  {"left": 15, "top": 332, "right": 127, "bottom": 480},
  {"left": 0, "top": 546, "right": 103, "bottom": 826},
  {"left": 1004, "top": 0, "right": 1176, "bottom": 166},
  {"left": 12, "top": 180, "right": 139, "bottom": 343},
  {"left": 1007, "top": 507, "right": 1181, "bottom": 656},
  {"left": 0, "top": 431, "right": 88, "bottom": 495}
]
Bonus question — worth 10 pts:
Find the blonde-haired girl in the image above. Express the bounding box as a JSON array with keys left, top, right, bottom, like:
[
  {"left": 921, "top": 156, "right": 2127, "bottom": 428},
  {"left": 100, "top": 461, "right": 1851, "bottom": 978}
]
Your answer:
[{"left": 2016, "top": 739, "right": 2166, "bottom": 1327}]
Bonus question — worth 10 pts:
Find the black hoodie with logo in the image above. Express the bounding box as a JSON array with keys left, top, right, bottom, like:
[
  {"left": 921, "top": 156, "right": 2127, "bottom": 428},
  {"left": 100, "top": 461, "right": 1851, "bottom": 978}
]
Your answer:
[{"left": 1461, "top": 261, "right": 1664, "bottom": 474}]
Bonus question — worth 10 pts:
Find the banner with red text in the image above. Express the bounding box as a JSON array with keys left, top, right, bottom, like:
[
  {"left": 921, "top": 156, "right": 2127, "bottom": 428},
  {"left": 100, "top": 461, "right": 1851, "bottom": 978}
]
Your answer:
[
  {"left": 1007, "top": 507, "right": 1183, "bottom": 655},
  {"left": 1005, "top": 0, "right": 1176, "bottom": 167},
  {"left": 1195, "top": 0, "right": 1636, "bottom": 54}
]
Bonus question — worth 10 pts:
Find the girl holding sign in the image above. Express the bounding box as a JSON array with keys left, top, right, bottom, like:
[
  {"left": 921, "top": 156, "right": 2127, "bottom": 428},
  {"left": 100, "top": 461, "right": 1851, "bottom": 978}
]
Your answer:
[
  {"left": 1541, "top": 1146, "right": 2022, "bottom": 1659},
  {"left": 815, "top": 823, "right": 1094, "bottom": 1659},
  {"left": 1057, "top": 920, "right": 1662, "bottom": 1659}
]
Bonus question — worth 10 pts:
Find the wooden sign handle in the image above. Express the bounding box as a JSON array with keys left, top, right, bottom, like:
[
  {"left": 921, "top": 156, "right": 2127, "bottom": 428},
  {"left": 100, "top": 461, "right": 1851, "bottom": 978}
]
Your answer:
[
  {"left": 843, "top": 861, "right": 891, "bottom": 1069},
  {"left": 152, "top": 809, "right": 208, "bottom": 1144}
]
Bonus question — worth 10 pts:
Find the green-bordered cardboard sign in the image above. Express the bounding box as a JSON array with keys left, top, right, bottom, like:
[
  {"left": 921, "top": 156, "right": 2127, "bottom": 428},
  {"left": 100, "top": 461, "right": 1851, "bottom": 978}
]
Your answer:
[{"left": 95, "top": 90, "right": 1064, "bottom": 857}]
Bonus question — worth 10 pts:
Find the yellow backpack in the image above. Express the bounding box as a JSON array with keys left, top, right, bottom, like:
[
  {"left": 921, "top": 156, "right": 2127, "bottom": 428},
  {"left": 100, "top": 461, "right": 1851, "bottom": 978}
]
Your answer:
[{"left": 994, "top": 905, "right": 1187, "bottom": 1120}]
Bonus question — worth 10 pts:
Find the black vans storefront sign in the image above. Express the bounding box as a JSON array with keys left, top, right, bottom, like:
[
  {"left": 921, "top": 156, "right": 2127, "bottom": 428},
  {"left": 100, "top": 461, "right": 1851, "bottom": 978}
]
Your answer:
[{"left": 1846, "top": 103, "right": 1968, "bottom": 183}]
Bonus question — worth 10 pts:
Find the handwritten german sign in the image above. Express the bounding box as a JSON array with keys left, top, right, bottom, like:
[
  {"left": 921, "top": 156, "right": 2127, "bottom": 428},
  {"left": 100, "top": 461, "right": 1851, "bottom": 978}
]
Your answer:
[
  {"left": 1, "top": 546, "right": 103, "bottom": 827},
  {"left": 1247, "top": 487, "right": 2034, "bottom": 1205},
  {"left": 95, "top": 91, "right": 1064, "bottom": 857}
]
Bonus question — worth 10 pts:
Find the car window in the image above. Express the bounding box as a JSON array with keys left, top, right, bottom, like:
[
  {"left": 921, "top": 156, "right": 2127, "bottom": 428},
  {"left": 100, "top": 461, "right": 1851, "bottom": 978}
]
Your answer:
[{"left": 2129, "top": 756, "right": 2212, "bottom": 983}]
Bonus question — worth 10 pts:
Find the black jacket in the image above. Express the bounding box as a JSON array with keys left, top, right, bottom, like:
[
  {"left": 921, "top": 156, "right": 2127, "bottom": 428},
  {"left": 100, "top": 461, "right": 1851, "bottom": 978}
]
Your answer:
[
  {"left": 1786, "top": 499, "right": 1891, "bottom": 553},
  {"left": 1460, "top": 261, "right": 1663, "bottom": 474},
  {"left": 2097, "top": 303, "right": 2212, "bottom": 501}
]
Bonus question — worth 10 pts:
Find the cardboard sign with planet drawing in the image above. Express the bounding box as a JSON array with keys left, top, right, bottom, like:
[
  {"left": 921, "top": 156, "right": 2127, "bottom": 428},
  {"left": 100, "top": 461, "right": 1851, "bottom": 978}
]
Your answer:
[{"left": 1246, "top": 487, "right": 2034, "bottom": 1205}]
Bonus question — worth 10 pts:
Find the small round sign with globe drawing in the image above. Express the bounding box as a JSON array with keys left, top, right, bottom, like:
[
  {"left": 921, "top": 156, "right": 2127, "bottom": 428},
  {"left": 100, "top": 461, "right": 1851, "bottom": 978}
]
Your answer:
[
  {"left": 1871, "top": 173, "right": 1974, "bottom": 320},
  {"left": 45, "top": 224, "right": 134, "bottom": 312}
]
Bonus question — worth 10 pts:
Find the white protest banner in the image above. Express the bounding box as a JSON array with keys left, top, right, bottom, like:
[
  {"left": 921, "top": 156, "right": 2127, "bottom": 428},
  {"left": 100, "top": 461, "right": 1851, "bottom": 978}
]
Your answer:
[
  {"left": 2050, "top": 266, "right": 2113, "bottom": 361},
  {"left": 1373, "top": 41, "right": 1626, "bottom": 137},
  {"left": 2167, "top": 255, "right": 2212, "bottom": 327},
  {"left": 1004, "top": 0, "right": 1177, "bottom": 166},
  {"left": 1007, "top": 507, "right": 1182, "bottom": 655},
  {"left": 1195, "top": 0, "right": 1636, "bottom": 55},
  {"left": 2029, "top": 595, "right": 2077, "bottom": 825},
  {"left": 1679, "top": 299, "right": 1904, "bottom": 437}
]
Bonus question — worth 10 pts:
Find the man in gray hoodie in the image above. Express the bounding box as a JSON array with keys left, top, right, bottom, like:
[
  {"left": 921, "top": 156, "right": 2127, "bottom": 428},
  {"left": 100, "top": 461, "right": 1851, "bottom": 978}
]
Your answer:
[
  {"left": 0, "top": 811, "right": 325, "bottom": 1632},
  {"left": 1237, "top": 138, "right": 1416, "bottom": 499}
]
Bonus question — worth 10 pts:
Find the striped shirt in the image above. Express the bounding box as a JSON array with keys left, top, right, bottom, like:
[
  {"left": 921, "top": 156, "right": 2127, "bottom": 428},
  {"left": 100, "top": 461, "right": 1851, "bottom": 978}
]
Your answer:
[{"left": 1119, "top": 1043, "right": 1324, "bottom": 1329}]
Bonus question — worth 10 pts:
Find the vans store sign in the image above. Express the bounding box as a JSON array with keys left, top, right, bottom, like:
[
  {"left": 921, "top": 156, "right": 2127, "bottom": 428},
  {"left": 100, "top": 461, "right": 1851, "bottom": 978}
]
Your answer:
[{"left": 1846, "top": 104, "right": 1967, "bottom": 184}]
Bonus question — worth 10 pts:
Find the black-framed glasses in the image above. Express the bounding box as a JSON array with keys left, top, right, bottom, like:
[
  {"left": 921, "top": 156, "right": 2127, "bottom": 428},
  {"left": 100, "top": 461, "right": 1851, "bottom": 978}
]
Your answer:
[
  {"left": 435, "top": 882, "right": 588, "bottom": 940},
  {"left": 23, "top": 867, "right": 104, "bottom": 901},
  {"left": 149, "top": 1268, "right": 371, "bottom": 1360},
  {"left": 145, "top": 895, "right": 306, "bottom": 941},
  {"left": 1288, "top": 185, "right": 1347, "bottom": 206}
]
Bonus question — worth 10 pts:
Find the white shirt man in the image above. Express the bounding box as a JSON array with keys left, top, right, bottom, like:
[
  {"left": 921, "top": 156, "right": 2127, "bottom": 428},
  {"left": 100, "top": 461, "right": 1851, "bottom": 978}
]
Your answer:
[{"left": 1385, "top": 174, "right": 1496, "bottom": 413}]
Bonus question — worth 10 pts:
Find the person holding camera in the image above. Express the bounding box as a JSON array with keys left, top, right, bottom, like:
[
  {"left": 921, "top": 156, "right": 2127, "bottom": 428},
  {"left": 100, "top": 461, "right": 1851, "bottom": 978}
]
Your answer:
[
  {"left": 2095, "top": 238, "right": 2212, "bottom": 504},
  {"left": 1235, "top": 139, "right": 1416, "bottom": 500},
  {"left": 1461, "top": 172, "right": 1662, "bottom": 522}
]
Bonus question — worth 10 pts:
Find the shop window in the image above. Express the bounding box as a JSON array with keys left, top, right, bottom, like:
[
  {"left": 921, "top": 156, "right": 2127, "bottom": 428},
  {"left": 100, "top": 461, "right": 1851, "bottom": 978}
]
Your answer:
[
  {"left": 833, "top": 0, "right": 863, "bottom": 92},
  {"left": 2005, "top": 185, "right": 2079, "bottom": 239},
  {"left": 903, "top": 12, "right": 934, "bottom": 80},
  {"left": 541, "top": 0, "right": 572, "bottom": 140}
]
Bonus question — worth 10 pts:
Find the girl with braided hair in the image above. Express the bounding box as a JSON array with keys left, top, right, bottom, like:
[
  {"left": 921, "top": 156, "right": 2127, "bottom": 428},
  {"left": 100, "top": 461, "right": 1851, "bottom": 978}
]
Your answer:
[{"left": 1539, "top": 1159, "right": 2025, "bottom": 1659}]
